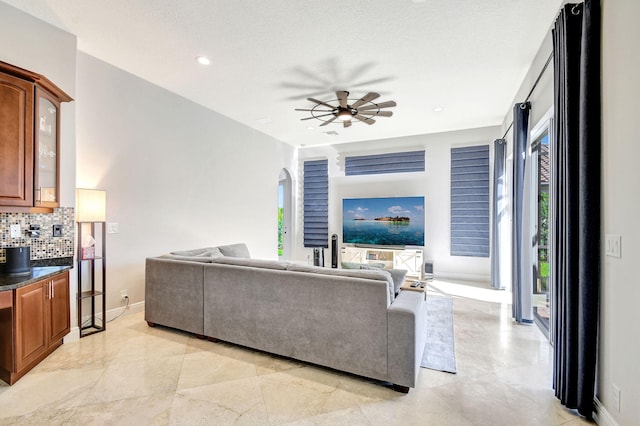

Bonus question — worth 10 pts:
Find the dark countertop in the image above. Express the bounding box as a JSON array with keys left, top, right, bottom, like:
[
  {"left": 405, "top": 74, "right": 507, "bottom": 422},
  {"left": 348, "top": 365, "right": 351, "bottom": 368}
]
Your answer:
[{"left": 0, "top": 266, "right": 73, "bottom": 292}]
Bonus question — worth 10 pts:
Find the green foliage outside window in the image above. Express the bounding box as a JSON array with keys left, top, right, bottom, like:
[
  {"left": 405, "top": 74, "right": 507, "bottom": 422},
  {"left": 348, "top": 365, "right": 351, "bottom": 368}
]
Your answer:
[{"left": 278, "top": 207, "right": 284, "bottom": 256}]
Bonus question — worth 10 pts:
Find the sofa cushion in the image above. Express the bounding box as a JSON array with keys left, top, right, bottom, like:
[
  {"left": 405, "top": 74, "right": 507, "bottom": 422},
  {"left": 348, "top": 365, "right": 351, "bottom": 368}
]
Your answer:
[
  {"left": 159, "top": 254, "right": 215, "bottom": 263},
  {"left": 211, "top": 257, "right": 289, "bottom": 270},
  {"left": 341, "top": 261, "right": 386, "bottom": 269},
  {"left": 287, "top": 264, "right": 394, "bottom": 301},
  {"left": 359, "top": 265, "right": 408, "bottom": 295},
  {"left": 217, "top": 243, "right": 251, "bottom": 258}
]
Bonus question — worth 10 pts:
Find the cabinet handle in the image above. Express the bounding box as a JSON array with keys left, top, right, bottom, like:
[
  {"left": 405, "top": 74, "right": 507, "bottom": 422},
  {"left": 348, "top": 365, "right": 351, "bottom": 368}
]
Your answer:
[{"left": 51, "top": 280, "right": 54, "bottom": 299}]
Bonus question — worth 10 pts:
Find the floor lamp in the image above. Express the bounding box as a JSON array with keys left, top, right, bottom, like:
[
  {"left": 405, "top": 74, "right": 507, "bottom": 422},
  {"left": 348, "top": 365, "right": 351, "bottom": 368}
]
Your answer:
[{"left": 76, "top": 189, "right": 107, "bottom": 337}]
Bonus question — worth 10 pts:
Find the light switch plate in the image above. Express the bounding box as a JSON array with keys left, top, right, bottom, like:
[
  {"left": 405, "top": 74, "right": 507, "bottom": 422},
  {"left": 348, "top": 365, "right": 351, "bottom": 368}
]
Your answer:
[
  {"left": 107, "top": 222, "right": 119, "bottom": 234},
  {"left": 605, "top": 234, "right": 622, "bottom": 258}
]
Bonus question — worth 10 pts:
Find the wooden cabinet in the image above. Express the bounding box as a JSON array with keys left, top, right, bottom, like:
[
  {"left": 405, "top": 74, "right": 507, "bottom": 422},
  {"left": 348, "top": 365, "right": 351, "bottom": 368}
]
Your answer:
[
  {"left": 0, "top": 72, "right": 34, "bottom": 207},
  {"left": 14, "top": 281, "right": 47, "bottom": 372},
  {"left": 0, "top": 61, "right": 72, "bottom": 212},
  {"left": 49, "top": 273, "right": 71, "bottom": 342},
  {"left": 0, "top": 270, "right": 70, "bottom": 385}
]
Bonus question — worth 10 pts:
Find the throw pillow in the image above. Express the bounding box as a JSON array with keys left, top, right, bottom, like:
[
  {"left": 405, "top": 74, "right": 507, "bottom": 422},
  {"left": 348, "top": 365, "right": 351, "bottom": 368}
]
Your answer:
[
  {"left": 217, "top": 243, "right": 251, "bottom": 258},
  {"left": 288, "top": 264, "right": 395, "bottom": 302},
  {"left": 171, "top": 247, "right": 223, "bottom": 258}
]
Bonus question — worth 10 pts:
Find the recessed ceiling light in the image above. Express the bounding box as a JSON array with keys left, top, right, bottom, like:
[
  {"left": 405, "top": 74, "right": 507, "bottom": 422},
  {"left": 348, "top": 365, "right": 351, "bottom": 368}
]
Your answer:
[
  {"left": 196, "top": 56, "right": 211, "bottom": 65},
  {"left": 307, "top": 126, "right": 315, "bottom": 130},
  {"left": 433, "top": 107, "right": 444, "bottom": 112}
]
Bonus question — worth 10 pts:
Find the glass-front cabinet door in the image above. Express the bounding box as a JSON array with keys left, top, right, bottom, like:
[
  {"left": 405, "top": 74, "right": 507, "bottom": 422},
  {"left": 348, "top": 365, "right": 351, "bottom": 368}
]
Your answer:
[{"left": 34, "top": 88, "right": 60, "bottom": 208}]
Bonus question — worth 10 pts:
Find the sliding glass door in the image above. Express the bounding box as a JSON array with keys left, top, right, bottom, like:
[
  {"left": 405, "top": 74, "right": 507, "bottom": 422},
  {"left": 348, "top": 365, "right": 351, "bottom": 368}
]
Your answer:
[{"left": 531, "top": 121, "right": 551, "bottom": 339}]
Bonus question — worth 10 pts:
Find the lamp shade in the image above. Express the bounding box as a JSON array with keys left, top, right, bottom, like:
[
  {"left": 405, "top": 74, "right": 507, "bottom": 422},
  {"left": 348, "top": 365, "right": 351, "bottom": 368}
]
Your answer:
[{"left": 76, "top": 189, "right": 106, "bottom": 222}]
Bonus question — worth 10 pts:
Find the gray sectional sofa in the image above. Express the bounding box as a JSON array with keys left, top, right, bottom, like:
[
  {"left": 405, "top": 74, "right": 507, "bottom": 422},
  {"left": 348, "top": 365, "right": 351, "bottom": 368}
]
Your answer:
[{"left": 144, "top": 243, "right": 428, "bottom": 391}]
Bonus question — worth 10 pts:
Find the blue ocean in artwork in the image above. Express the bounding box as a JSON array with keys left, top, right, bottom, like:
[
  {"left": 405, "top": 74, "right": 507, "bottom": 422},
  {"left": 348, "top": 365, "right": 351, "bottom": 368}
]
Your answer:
[{"left": 342, "top": 196, "right": 425, "bottom": 246}]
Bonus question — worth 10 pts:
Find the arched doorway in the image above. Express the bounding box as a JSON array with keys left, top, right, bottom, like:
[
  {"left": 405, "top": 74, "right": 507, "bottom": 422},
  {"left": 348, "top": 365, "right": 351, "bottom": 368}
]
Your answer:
[{"left": 278, "top": 169, "right": 293, "bottom": 260}]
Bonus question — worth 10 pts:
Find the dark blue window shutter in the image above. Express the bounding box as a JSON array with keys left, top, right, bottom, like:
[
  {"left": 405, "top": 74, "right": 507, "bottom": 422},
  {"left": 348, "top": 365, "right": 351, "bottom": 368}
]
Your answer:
[
  {"left": 450, "top": 145, "right": 490, "bottom": 257},
  {"left": 345, "top": 150, "right": 425, "bottom": 176},
  {"left": 303, "top": 159, "right": 329, "bottom": 248}
]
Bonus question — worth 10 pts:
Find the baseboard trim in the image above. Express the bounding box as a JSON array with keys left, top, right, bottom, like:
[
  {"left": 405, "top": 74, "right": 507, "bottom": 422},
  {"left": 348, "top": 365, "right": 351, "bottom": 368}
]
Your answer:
[
  {"left": 63, "top": 301, "right": 145, "bottom": 344},
  {"left": 105, "top": 300, "right": 145, "bottom": 322},
  {"left": 433, "top": 272, "right": 491, "bottom": 283},
  {"left": 594, "top": 397, "right": 619, "bottom": 426}
]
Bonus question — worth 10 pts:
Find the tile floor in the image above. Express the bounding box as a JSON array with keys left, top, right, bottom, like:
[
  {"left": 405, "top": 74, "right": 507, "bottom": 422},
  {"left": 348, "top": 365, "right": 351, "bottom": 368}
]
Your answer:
[{"left": 0, "top": 280, "right": 594, "bottom": 425}]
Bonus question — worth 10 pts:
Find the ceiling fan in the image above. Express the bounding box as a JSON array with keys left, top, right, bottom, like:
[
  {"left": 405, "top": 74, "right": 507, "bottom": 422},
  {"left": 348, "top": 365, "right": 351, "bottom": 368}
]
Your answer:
[{"left": 296, "top": 91, "right": 396, "bottom": 128}]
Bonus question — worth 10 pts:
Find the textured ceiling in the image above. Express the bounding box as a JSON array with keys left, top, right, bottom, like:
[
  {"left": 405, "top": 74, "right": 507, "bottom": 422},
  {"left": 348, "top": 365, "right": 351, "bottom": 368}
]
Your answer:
[{"left": 2, "top": 0, "right": 564, "bottom": 147}]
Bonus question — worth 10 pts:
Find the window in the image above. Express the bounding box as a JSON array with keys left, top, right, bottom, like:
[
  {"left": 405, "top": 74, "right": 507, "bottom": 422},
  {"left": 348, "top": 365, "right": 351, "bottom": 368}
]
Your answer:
[
  {"left": 345, "top": 150, "right": 425, "bottom": 176},
  {"left": 450, "top": 145, "right": 490, "bottom": 257},
  {"left": 303, "top": 159, "right": 328, "bottom": 248}
]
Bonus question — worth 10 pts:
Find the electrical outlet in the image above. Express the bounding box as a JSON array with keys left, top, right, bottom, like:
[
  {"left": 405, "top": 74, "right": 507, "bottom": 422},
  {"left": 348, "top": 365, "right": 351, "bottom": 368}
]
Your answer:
[
  {"left": 120, "top": 289, "right": 128, "bottom": 299},
  {"left": 10, "top": 224, "right": 21, "bottom": 238},
  {"left": 612, "top": 384, "right": 621, "bottom": 412},
  {"left": 53, "top": 224, "right": 63, "bottom": 237}
]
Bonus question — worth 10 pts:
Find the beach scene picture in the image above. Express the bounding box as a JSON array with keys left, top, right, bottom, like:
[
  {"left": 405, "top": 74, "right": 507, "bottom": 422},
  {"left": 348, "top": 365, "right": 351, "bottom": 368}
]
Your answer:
[{"left": 342, "top": 196, "right": 425, "bottom": 246}]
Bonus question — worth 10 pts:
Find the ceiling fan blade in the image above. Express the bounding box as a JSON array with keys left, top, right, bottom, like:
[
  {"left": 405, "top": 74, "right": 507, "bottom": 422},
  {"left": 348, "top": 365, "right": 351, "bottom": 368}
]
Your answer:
[
  {"left": 358, "top": 100, "right": 397, "bottom": 111},
  {"left": 295, "top": 108, "right": 333, "bottom": 112},
  {"left": 319, "top": 116, "right": 338, "bottom": 127},
  {"left": 351, "top": 92, "right": 380, "bottom": 109},
  {"left": 307, "top": 97, "right": 335, "bottom": 109},
  {"left": 301, "top": 113, "right": 335, "bottom": 121},
  {"left": 354, "top": 114, "right": 376, "bottom": 125},
  {"left": 336, "top": 91, "right": 349, "bottom": 108},
  {"left": 343, "top": 120, "right": 352, "bottom": 128},
  {"left": 358, "top": 110, "right": 393, "bottom": 117}
]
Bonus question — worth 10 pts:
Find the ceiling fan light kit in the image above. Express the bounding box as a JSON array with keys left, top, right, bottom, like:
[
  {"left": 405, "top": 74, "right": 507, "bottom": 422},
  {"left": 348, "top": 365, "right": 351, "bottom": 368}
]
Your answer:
[{"left": 296, "top": 91, "right": 396, "bottom": 128}]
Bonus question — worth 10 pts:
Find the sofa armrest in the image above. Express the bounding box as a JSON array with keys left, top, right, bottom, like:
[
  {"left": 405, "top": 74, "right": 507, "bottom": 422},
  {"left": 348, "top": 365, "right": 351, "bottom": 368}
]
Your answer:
[
  {"left": 145, "top": 257, "right": 205, "bottom": 335},
  {"left": 387, "top": 290, "right": 428, "bottom": 388}
]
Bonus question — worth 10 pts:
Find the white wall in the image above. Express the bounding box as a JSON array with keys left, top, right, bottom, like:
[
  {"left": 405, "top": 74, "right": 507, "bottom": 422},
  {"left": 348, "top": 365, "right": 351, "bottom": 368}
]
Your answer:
[
  {"left": 76, "top": 52, "right": 296, "bottom": 311},
  {"left": 501, "top": 31, "right": 555, "bottom": 134},
  {"left": 600, "top": 0, "right": 640, "bottom": 424},
  {"left": 298, "top": 126, "right": 500, "bottom": 281}
]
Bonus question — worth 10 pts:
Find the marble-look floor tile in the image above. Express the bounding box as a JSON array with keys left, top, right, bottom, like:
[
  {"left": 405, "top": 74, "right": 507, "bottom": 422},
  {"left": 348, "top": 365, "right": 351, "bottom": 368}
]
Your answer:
[
  {"left": 83, "top": 352, "right": 184, "bottom": 405},
  {"left": 0, "top": 282, "right": 594, "bottom": 426},
  {"left": 65, "top": 392, "right": 174, "bottom": 426},
  {"left": 258, "top": 367, "right": 382, "bottom": 425},
  {"left": 0, "top": 367, "right": 104, "bottom": 418},
  {"left": 281, "top": 406, "right": 372, "bottom": 426},
  {"left": 177, "top": 349, "right": 257, "bottom": 390},
  {"left": 171, "top": 376, "right": 269, "bottom": 425}
]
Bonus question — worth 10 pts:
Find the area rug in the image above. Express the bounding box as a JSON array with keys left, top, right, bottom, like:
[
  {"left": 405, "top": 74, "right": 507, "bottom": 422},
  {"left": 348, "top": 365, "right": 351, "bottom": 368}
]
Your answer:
[{"left": 421, "top": 294, "right": 457, "bottom": 373}]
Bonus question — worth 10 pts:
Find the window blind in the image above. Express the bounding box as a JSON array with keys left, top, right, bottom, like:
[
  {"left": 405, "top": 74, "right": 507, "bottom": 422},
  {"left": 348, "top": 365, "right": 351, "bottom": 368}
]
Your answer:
[
  {"left": 345, "top": 150, "right": 425, "bottom": 176},
  {"left": 450, "top": 145, "right": 490, "bottom": 257},
  {"left": 303, "top": 159, "right": 329, "bottom": 248}
]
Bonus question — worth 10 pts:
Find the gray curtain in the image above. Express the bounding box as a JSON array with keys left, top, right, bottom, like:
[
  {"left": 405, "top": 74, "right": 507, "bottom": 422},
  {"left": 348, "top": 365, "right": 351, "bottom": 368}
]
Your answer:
[
  {"left": 512, "top": 102, "right": 533, "bottom": 323},
  {"left": 551, "top": 1, "right": 600, "bottom": 419},
  {"left": 490, "top": 139, "right": 506, "bottom": 289}
]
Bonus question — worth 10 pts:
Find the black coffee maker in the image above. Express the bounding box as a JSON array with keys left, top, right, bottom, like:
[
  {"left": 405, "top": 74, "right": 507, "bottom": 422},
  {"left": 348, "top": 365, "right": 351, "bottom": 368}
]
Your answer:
[{"left": 1, "top": 246, "right": 31, "bottom": 275}]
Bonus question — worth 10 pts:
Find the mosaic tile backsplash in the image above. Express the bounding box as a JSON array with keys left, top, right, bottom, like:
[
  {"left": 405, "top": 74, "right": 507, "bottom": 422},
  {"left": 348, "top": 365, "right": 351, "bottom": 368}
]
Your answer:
[{"left": 0, "top": 207, "right": 75, "bottom": 263}]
